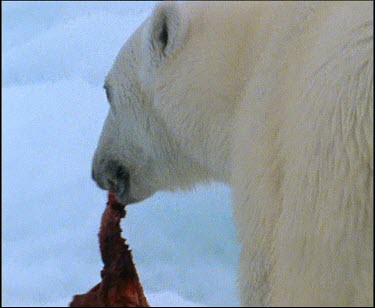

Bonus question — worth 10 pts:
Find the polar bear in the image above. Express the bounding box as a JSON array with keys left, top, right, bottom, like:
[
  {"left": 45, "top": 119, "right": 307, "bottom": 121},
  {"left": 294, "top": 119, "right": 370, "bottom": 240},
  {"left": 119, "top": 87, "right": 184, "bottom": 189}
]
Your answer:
[{"left": 91, "top": 1, "right": 373, "bottom": 306}]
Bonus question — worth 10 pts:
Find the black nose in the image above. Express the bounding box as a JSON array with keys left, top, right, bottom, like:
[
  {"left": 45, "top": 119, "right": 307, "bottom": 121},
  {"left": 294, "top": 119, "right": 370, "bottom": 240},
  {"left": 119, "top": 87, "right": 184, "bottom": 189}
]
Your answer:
[
  {"left": 92, "top": 160, "right": 130, "bottom": 193},
  {"left": 105, "top": 160, "right": 130, "bottom": 193},
  {"left": 112, "top": 165, "right": 130, "bottom": 195},
  {"left": 115, "top": 164, "right": 130, "bottom": 184}
]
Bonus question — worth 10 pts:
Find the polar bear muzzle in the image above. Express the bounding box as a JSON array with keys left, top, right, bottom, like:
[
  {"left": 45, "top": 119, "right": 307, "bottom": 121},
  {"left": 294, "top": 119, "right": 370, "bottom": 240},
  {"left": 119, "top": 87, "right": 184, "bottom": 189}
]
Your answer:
[{"left": 92, "top": 159, "right": 139, "bottom": 205}]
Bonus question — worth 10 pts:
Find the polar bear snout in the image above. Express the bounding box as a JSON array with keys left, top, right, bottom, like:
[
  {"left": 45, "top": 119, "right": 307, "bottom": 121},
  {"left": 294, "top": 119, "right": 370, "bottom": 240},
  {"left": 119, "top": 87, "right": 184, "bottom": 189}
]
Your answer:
[
  {"left": 91, "top": 159, "right": 129, "bottom": 191},
  {"left": 105, "top": 160, "right": 130, "bottom": 195},
  {"left": 92, "top": 159, "right": 132, "bottom": 203}
]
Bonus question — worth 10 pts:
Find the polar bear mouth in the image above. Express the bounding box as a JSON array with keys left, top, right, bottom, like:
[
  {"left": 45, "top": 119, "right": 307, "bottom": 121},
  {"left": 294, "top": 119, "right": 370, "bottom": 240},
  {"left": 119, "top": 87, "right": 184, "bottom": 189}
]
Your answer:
[
  {"left": 113, "top": 187, "right": 140, "bottom": 205},
  {"left": 110, "top": 181, "right": 140, "bottom": 205},
  {"left": 92, "top": 156, "right": 154, "bottom": 205},
  {"left": 93, "top": 160, "right": 135, "bottom": 205},
  {"left": 107, "top": 166, "right": 135, "bottom": 205},
  {"left": 109, "top": 168, "right": 149, "bottom": 205}
]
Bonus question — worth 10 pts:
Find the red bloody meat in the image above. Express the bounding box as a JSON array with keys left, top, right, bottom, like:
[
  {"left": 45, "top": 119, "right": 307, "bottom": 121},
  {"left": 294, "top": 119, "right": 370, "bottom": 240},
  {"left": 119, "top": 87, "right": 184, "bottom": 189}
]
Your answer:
[{"left": 70, "top": 190, "right": 149, "bottom": 307}]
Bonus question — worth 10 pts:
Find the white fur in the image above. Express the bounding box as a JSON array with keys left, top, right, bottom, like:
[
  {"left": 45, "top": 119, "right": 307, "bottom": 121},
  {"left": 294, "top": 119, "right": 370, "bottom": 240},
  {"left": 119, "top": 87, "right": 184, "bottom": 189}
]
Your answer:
[{"left": 92, "top": 2, "right": 373, "bottom": 306}]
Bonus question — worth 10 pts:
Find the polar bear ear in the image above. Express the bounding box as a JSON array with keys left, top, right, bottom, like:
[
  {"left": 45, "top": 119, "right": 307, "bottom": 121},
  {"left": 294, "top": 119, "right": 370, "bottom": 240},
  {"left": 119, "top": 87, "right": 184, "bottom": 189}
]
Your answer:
[{"left": 145, "top": 2, "right": 189, "bottom": 61}]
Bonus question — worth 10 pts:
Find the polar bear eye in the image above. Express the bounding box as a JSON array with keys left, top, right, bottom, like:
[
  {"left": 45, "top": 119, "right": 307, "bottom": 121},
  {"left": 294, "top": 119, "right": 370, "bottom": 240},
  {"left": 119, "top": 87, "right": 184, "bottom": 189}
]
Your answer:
[
  {"left": 103, "top": 84, "right": 118, "bottom": 113},
  {"left": 103, "top": 84, "right": 114, "bottom": 108},
  {"left": 104, "top": 85, "right": 110, "bottom": 101}
]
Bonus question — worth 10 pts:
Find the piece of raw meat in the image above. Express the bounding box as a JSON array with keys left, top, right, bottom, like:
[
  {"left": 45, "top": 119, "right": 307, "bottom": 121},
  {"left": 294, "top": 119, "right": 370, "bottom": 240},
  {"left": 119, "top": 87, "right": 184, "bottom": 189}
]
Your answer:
[{"left": 70, "top": 190, "right": 149, "bottom": 307}]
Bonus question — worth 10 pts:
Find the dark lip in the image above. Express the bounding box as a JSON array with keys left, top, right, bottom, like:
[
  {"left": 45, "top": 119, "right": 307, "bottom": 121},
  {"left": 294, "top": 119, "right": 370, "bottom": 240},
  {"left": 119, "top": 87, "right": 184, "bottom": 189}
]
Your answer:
[
  {"left": 115, "top": 189, "right": 141, "bottom": 205},
  {"left": 109, "top": 182, "right": 130, "bottom": 203},
  {"left": 110, "top": 182, "right": 153, "bottom": 205}
]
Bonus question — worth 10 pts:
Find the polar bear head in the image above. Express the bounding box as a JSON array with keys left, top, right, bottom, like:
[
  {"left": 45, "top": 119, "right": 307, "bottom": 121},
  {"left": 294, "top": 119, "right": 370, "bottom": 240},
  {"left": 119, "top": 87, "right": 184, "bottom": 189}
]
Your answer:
[{"left": 92, "top": 2, "right": 247, "bottom": 204}]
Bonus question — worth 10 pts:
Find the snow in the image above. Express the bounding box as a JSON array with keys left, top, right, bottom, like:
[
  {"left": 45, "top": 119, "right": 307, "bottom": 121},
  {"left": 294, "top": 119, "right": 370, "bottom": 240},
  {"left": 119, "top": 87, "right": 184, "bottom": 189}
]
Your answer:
[{"left": 2, "top": 2, "right": 240, "bottom": 307}]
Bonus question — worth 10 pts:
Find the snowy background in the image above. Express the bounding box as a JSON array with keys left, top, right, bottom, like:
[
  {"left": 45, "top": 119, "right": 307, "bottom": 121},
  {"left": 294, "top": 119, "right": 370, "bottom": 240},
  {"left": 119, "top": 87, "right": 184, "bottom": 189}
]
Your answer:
[{"left": 2, "top": 1, "right": 240, "bottom": 306}]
